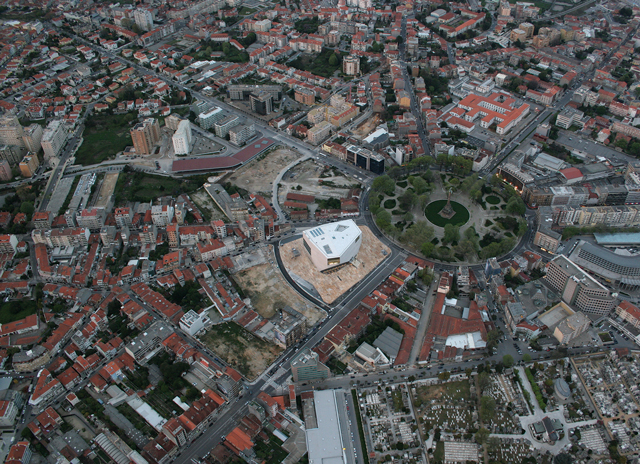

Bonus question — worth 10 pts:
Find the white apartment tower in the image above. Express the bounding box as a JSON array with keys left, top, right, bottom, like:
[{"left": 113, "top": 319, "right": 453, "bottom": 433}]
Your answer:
[
  {"left": 22, "top": 124, "right": 43, "bottom": 153},
  {"left": 151, "top": 205, "right": 174, "bottom": 227},
  {"left": 197, "top": 107, "right": 225, "bottom": 129},
  {"left": 172, "top": 120, "right": 192, "bottom": 155},
  {"left": 41, "top": 120, "right": 67, "bottom": 160},
  {"left": 134, "top": 8, "right": 154, "bottom": 31}
]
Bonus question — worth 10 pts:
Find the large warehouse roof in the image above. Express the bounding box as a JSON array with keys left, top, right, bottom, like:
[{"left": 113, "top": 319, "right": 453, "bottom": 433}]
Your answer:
[
  {"left": 172, "top": 137, "right": 275, "bottom": 173},
  {"left": 303, "top": 219, "right": 361, "bottom": 259},
  {"left": 306, "top": 390, "right": 347, "bottom": 464}
]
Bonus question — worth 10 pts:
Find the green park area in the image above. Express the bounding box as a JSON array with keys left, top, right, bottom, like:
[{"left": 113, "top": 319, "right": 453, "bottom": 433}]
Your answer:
[
  {"left": 598, "top": 332, "right": 612, "bottom": 343},
  {"left": 0, "top": 299, "right": 37, "bottom": 324},
  {"left": 113, "top": 169, "right": 207, "bottom": 204},
  {"left": 76, "top": 112, "right": 135, "bottom": 165},
  {"left": 369, "top": 159, "right": 528, "bottom": 264},
  {"left": 289, "top": 48, "right": 343, "bottom": 78},
  {"left": 425, "top": 200, "right": 470, "bottom": 227}
]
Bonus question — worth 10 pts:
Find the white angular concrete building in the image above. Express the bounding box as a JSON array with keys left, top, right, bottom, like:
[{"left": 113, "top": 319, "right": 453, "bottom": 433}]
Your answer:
[{"left": 302, "top": 219, "right": 362, "bottom": 271}]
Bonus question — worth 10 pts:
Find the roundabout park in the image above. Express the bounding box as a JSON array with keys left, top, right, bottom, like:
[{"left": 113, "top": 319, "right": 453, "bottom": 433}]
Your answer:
[
  {"left": 369, "top": 168, "right": 528, "bottom": 264},
  {"left": 424, "top": 199, "right": 470, "bottom": 228}
]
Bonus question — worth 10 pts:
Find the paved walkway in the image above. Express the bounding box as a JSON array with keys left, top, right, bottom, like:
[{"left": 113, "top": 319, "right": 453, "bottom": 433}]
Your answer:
[{"left": 272, "top": 155, "right": 310, "bottom": 222}]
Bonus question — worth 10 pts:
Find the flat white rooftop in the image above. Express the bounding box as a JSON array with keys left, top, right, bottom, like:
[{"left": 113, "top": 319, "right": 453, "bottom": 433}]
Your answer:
[
  {"left": 303, "top": 219, "right": 361, "bottom": 259},
  {"left": 306, "top": 390, "right": 347, "bottom": 464}
]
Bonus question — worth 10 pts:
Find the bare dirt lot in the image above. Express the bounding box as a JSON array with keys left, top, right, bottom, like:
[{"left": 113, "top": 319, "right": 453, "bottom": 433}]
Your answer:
[
  {"left": 200, "top": 321, "right": 282, "bottom": 380},
  {"left": 233, "top": 260, "right": 325, "bottom": 325},
  {"left": 62, "top": 414, "right": 95, "bottom": 441},
  {"left": 94, "top": 172, "right": 119, "bottom": 209},
  {"left": 351, "top": 114, "right": 382, "bottom": 140},
  {"left": 229, "top": 147, "right": 302, "bottom": 197},
  {"left": 280, "top": 226, "right": 390, "bottom": 304},
  {"left": 190, "top": 188, "right": 227, "bottom": 222},
  {"left": 278, "top": 161, "right": 359, "bottom": 210}
]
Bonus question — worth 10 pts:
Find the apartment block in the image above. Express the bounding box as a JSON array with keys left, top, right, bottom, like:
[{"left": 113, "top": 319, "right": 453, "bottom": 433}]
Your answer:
[
  {"left": 553, "top": 309, "right": 590, "bottom": 344},
  {"left": 0, "top": 145, "right": 25, "bottom": 165},
  {"left": 249, "top": 91, "right": 273, "bottom": 115},
  {"left": 151, "top": 204, "right": 174, "bottom": 227},
  {"left": 214, "top": 115, "right": 241, "bottom": 138},
  {"left": 31, "top": 228, "right": 90, "bottom": 248},
  {"left": 615, "top": 300, "right": 640, "bottom": 329},
  {"left": 533, "top": 221, "right": 561, "bottom": 253},
  {"left": 0, "top": 159, "right": 12, "bottom": 181},
  {"left": 228, "top": 123, "right": 256, "bottom": 146},
  {"left": 19, "top": 153, "right": 39, "bottom": 178},
  {"left": 172, "top": 120, "right": 192, "bottom": 155},
  {"left": 134, "top": 8, "right": 154, "bottom": 31},
  {"left": 75, "top": 208, "right": 105, "bottom": 230},
  {"left": 197, "top": 107, "right": 225, "bottom": 129},
  {"left": 295, "top": 87, "right": 316, "bottom": 105},
  {"left": 41, "top": 120, "right": 67, "bottom": 160},
  {"left": 556, "top": 107, "right": 584, "bottom": 130},
  {"left": 546, "top": 255, "right": 616, "bottom": 315},
  {"left": 307, "top": 120, "right": 332, "bottom": 145},
  {"left": 22, "top": 124, "right": 43, "bottom": 153},
  {"left": 343, "top": 54, "right": 360, "bottom": 76},
  {"left": 228, "top": 85, "right": 282, "bottom": 101},
  {"left": 114, "top": 207, "right": 133, "bottom": 228},
  {"left": 290, "top": 348, "right": 329, "bottom": 382},
  {"left": 130, "top": 118, "right": 161, "bottom": 155}
]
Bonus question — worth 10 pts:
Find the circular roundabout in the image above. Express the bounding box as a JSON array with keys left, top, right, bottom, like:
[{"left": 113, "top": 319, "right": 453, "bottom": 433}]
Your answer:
[{"left": 425, "top": 200, "right": 470, "bottom": 227}]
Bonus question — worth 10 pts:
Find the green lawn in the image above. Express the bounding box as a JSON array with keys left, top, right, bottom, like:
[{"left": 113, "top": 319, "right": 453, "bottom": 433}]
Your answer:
[
  {"left": 114, "top": 170, "right": 207, "bottom": 204},
  {"left": 0, "top": 299, "right": 37, "bottom": 324},
  {"left": 327, "top": 358, "right": 347, "bottom": 375},
  {"left": 289, "top": 48, "right": 343, "bottom": 78},
  {"left": 598, "top": 332, "right": 612, "bottom": 343},
  {"left": 444, "top": 380, "right": 471, "bottom": 401},
  {"left": 425, "top": 200, "right": 470, "bottom": 227},
  {"left": 238, "top": 6, "right": 257, "bottom": 15},
  {"left": 433, "top": 441, "right": 444, "bottom": 463},
  {"left": 392, "top": 390, "right": 404, "bottom": 412},
  {"left": 485, "top": 195, "right": 501, "bottom": 205},
  {"left": 76, "top": 112, "right": 137, "bottom": 165},
  {"left": 254, "top": 435, "right": 288, "bottom": 462},
  {"left": 75, "top": 127, "right": 131, "bottom": 165},
  {"left": 383, "top": 199, "right": 397, "bottom": 209}
]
